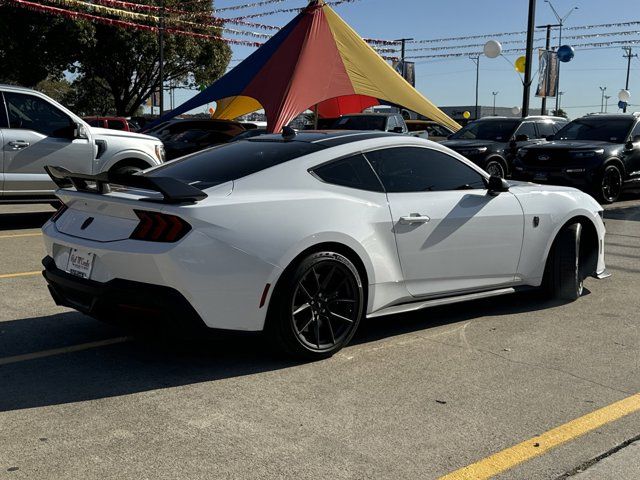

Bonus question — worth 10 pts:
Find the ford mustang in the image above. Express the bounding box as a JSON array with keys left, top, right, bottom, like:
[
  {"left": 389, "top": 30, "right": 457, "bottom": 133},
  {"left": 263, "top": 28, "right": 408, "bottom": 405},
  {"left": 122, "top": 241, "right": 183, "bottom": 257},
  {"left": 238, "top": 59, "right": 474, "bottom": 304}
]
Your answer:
[{"left": 41, "top": 131, "right": 608, "bottom": 359}]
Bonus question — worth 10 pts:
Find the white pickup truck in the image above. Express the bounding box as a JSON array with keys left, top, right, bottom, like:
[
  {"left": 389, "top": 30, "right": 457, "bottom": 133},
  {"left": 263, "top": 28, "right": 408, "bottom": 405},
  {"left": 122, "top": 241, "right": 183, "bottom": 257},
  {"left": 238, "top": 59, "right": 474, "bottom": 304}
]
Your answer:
[{"left": 0, "top": 85, "right": 165, "bottom": 203}]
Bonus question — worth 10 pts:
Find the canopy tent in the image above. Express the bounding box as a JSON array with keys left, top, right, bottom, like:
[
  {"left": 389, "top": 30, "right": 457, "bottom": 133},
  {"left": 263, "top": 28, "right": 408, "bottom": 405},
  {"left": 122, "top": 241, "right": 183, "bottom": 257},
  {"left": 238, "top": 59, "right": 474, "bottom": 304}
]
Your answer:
[
  {"left": 315, "top": 94, "right": 379, "bottom": 119},
  {"left": 155, "top": 0, "right": 461, "bottom": 133}
]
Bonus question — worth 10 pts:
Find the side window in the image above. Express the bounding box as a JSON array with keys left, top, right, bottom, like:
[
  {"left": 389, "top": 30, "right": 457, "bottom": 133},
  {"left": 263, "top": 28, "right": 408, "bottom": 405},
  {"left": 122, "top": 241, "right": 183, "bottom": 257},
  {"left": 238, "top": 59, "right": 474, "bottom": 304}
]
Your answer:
[
  {"left": 107, "top": 119, "right": 126, "bottom": 130},
  {"left": 515, "top": 122, "right": 537, "bottom": 140},
  {"left": 4, "top": 92, "right": 74, "bottom": 137},
  {"left": 312, "top": 154, "right": 384, "bottom": 192},
  {"left": 552, "top": 122, "right": 567, "bottom": 133},
  {"left": 365, "top": 147, "right": 486, "bottom": 193},
  {"left": 536, "top": 121, "right": 555, "bottom": 138}
]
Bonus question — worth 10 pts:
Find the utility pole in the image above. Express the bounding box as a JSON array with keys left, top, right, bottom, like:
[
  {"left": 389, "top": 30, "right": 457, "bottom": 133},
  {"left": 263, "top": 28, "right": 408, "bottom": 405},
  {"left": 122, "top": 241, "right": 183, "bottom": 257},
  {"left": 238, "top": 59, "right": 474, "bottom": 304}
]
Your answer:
[
  {"left": 545, "top": 1, "right": 579, "bottom": 113},
  {"left": 470, "top": 55, "right": 480, "bottom": 120},
  {"left": 557, "top": 91, "right": 564, "bottom": 111},
  {"left": 599, "top": 86, "right": 607, "bottom": 113},
  {"left": 158, "top": 0, "right": 165, "bottom": 117},
  {"left": 394, "top": 37, "right": 414, "bottom": 80},
  {"left": 522, "top": 0, "right": 537, "bottom": 118},
  {"left": 492, "top": 91, "right": 499, "bottom": 115},
  {"left": 623, "top": 47, "right": 637, "bottom": 113}
]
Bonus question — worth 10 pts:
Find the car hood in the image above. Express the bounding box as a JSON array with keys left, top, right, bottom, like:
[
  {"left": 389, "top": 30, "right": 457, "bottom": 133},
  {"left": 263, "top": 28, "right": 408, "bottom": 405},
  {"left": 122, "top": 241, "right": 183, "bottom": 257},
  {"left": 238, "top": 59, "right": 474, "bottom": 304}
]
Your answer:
[
  {"left": 89, "top": 126, "right": 160, "bottom": 143},
  {"left": 524, "top": 140, "right": 612, "bottom": 151},
  {"left": 440, "top": 139, "right": 500, "bottom": 149}
]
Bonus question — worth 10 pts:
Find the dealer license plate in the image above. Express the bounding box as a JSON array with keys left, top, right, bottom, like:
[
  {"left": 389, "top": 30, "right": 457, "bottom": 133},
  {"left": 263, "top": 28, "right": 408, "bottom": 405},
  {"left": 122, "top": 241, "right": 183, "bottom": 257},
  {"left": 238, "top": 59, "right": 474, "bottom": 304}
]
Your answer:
[
  {"left": 533, "top": 172, "right": 549, "bottom": 182},
  {"left": 65, "top": 248, "right": 95, "bottom": 279}
]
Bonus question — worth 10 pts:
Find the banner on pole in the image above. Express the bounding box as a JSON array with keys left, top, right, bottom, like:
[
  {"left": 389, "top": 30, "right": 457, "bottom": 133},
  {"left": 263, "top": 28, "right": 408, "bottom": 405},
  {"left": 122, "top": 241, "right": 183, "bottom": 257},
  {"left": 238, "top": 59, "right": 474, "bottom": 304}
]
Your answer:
[
  {"left": 392, "top": 60, "right": 416, "bottom": 87},
  {"left": 536, "top": 49, "right": 558, "bottom": 98}
]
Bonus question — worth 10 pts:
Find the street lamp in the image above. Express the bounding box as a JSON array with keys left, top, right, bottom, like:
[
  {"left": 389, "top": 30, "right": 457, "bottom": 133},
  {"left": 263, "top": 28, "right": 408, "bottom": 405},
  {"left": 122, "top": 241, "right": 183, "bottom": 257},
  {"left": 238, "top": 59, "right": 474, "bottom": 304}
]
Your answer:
[
  {"left": 492, "top": 91, "right": 499, "bottom": 115},
  {"left": 604, "top": 95, "right": 611, "bottom": 112},
  {"left": 599, "top": 86, "right": 607, "bottom": 113},
  {"left": 544, "top": 0, "right": 579, "bottom": 113},
  {"left": 558, "top": 91, "right": 565, "bottom": 112}
]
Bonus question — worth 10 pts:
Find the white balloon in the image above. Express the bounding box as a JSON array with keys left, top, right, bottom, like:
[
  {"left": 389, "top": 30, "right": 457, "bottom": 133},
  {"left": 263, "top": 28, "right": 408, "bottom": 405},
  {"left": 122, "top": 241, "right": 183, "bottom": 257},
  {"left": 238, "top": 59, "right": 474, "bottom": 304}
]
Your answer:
[
  {"left": 511, "top": 106, "right": 521, "bottom": 115},
  {"left": 483, "top": 40, "right": 502, "bottom": 59},
  {"left": 618, "top": 89, "right": 631, "bottom": 102}
]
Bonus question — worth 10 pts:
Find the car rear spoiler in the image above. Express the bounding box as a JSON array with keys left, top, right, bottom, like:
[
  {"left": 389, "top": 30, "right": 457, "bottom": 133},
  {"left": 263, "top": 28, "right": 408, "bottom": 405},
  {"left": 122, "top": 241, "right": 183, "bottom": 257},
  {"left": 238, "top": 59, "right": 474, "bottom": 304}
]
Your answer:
[{"left": 44, "top": 166, "right": 207, "bottom": 204}]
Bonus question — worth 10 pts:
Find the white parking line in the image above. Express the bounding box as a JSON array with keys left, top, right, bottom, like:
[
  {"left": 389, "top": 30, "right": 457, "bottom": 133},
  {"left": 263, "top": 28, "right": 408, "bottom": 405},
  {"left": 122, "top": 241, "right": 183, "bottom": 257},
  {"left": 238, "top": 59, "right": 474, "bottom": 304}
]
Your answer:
[
  {"left": 0, "top": 232, "right": 42, "bottom": 239},
  {"left": 0, "top": 336, "right": 132, "bottom": 366}
]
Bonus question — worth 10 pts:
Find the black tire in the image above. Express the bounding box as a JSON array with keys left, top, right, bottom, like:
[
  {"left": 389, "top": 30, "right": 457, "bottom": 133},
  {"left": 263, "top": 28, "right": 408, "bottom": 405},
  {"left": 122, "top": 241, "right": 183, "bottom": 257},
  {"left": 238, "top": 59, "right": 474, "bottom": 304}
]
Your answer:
[
  {"left": 485, "top": 160, "right": 506, "bottom": 178},
  {"left": 112, "top": 165, "right": 143, "bottom": 176},
  {"left": 542, "top": 223, "right": 584, "bottom": 301},
  {"left": 597, "top": 164, "right": 623, "bottom": 204},
  {"left": 267, "top": 251, "right": 365, "bottom": 359}
]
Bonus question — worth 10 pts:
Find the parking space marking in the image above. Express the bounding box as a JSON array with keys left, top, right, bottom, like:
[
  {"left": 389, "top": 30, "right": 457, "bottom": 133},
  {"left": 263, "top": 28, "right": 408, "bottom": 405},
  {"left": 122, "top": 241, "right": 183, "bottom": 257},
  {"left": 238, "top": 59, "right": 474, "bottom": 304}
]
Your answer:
[
  {"left": 0, "top": 337, "right": 132, "bottom": 366},
  {"left": 438, "top": 392, "right": 640, "bottom": 480},
  {"left": 0, "top": 271, "right": 41, "bottom": 279},
  {"left": 0, "top": 232, "right": 42, "bottom": 239}
]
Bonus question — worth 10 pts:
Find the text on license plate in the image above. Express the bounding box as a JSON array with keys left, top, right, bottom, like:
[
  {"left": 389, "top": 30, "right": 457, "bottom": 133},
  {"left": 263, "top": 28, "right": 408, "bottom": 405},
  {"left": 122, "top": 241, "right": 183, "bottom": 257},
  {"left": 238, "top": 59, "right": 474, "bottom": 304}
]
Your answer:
[{"left": 66, "top": 248, "right": 95, "bottom": 279}]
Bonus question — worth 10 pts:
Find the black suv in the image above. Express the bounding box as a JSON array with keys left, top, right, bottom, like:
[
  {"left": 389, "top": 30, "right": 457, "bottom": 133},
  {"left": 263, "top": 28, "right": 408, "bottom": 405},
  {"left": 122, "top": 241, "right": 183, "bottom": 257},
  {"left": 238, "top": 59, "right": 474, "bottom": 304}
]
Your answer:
[
  {"left": 329, "top": 113, "right": 409, "bottom": 134},
  {"left": 441, "top": 116, "right": 567, "bottom": 178},
  {"left": 513, "top": 114, "right": 640, "bottom": 203}
]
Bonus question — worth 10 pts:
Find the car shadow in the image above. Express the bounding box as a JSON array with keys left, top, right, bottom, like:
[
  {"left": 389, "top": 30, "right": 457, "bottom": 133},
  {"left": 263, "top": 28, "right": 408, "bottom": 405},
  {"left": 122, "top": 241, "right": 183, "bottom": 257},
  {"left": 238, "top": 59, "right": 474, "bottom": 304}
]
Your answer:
[
  {"left": 0, "top": 211, "right": 54, "bottom": 231},
  {"left": 0, "top": 289, "right": 576, "bottom": 412}
]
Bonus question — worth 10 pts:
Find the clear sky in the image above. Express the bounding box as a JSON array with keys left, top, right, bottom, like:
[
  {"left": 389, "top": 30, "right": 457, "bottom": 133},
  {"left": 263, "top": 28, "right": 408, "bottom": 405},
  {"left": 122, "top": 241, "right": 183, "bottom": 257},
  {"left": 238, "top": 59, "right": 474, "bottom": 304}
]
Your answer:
[{"left": 173, "top": 0, "right": 640, "bottom": 120}]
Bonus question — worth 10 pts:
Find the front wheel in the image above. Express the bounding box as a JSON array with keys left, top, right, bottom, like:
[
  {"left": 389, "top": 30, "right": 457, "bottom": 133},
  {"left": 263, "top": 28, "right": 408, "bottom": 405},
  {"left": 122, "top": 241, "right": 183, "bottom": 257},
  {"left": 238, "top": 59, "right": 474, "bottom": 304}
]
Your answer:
[
  {"left": 267, "top": 251, "right": 365, "bottom": 359},
  {"left": 597, "top": 164, "right": 623, "bottom": 203},
  {"left": 485, "top": 160, "right": 506, "bottom": 178},
  {"left": 542, "top": 223, "right": 584, "bottom": 301}
]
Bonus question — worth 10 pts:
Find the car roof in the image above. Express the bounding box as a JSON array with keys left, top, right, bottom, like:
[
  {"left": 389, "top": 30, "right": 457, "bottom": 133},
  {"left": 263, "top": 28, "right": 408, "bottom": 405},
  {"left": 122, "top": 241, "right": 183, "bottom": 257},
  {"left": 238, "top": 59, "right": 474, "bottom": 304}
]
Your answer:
[
  {"left": 475, "top": 116, "right": 565, "bottom": 122},
  {"left": 339, "top": 113, "right": 397, "bottom": 118},
  {"left": 247, "top": 130, "right": 398, "bottom": 147},
  {"left": 581, "top": 113, "right": 639, "bottom": 120}
]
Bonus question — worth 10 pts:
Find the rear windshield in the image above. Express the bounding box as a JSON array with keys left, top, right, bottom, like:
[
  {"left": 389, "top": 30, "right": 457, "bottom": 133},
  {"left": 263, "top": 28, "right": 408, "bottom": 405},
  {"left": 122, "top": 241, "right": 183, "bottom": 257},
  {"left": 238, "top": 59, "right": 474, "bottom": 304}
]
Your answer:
[
  {"left": 331, "top": 116, "right": 386, "bottom": 131},
  {"left": 147, "top": 140, "right": 325, "bottom": 189},
  {"left": 450, "top": 119, "right": 520, "bottom": 141}
]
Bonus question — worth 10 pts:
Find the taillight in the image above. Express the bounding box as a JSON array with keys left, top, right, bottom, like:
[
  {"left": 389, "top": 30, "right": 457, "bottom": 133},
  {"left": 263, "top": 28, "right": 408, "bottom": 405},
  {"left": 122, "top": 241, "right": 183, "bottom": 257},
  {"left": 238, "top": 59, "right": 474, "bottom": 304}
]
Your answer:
[
  {"left": 130, "top": 210, "right": 191, "bottom": 242},
  {"left": 51, "top": 203, "right": 68, "bottom": 223}
]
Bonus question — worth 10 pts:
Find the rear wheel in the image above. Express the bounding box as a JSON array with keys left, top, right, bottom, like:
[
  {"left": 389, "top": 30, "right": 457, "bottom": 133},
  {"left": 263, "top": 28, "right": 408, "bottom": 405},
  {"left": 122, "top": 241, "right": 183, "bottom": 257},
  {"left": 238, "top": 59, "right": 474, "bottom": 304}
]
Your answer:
[
  {"left": 542, "top": 223, "right": 584, "bottom": 301},
  {"left": 268, "top": 251, "right": 364, "bottom": 359},
  {"left": 597, "top": 164, "right": 623, "bottom": 203},
  {"left": 485, "top": 160, "right": 506, "bottom": 178},
  {"left": 113, "top": 165, "right": 143, "bottom": 176}
]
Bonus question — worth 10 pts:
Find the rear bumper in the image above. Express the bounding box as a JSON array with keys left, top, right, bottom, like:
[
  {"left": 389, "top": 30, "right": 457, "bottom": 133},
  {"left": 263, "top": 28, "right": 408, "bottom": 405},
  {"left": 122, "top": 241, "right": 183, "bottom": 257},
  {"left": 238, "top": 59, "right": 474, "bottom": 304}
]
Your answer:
[{"left": 42, "top": 255, "right": 208, "bottom": 331}]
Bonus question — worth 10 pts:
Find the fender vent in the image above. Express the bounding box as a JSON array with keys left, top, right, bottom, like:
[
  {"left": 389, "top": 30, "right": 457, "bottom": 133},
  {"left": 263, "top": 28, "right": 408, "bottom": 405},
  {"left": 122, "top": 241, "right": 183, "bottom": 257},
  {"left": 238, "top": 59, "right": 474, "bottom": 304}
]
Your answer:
[{"left": 95, "top": 139, "right": 107, "bottom": 159}]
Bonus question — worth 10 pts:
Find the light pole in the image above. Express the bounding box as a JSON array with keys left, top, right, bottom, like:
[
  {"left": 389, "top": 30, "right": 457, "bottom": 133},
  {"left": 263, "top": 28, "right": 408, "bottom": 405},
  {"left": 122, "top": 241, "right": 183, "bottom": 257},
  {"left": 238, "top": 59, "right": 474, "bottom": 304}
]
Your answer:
[
  {"left": 544, "top": 1, "right": 579, "bottom": 114},
  {"left": 604, "top": 95, "right": 611, "bottom": 112},
  {"left": 536, "top": 23, "right": 561, "bottom": 114},
  {"left": 522, "top": 0, "right": 537, "bottom": 118},
  {"left": 492, "top": 91, "right": 499, "bottom": 115},
  {"left": 599, "top": 86, "right": 607, "bottom": 113},
  {"left": 558, "top": 91, "right": 564, "bottom": 112},
  {"left": 158, "top": 0, "right": 165, "bottom": 116},
  {"left": 394, "top": 37, "right": 414, "bottom": 81},
  {"left": 470, "top": 55, "right": 480, "bottom": 120},
  {"left": 622, "top": 47, "right": 637, "bottom": 113}
]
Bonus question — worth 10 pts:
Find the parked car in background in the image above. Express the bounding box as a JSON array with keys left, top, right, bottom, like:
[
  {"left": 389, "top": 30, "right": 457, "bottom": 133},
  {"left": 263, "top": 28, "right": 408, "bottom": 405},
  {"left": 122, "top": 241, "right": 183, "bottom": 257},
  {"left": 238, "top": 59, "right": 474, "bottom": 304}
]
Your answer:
[
  {"left": 441, "top": 116, "right": 568, "bottom": 178},
  {"left": 406, "top": 120, "right": 454, "bottom": 141},
  {"left": 230, "top": 128, "right": 267, "bottom": 141},
  {"left": 329, "top": 113, "right": 409, "bottom": 134},
  {"left": 0, "top": 85, "right": 165, "bottom": 203},
  {"left": 513, "top": 113, "right": 640, "bottom": 203},
  {"left": 83, "top": 116, "right": 136, "bottom": 132},
  {"left": 145, "top": 119, "right": 246, "bottom": 159}
]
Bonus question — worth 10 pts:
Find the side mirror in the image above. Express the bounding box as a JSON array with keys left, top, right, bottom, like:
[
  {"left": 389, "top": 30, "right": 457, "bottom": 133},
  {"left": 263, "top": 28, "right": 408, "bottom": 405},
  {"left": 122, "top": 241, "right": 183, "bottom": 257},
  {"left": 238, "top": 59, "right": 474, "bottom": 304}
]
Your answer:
[
  {"left": 487, "top": 175, "right": 510, "bottom": 195},
  {"left": 515, "top": 134, "right": 529, "bottom": 142},
  {"left": 74, "top": 122, "right": 89, "bottom": 139}
]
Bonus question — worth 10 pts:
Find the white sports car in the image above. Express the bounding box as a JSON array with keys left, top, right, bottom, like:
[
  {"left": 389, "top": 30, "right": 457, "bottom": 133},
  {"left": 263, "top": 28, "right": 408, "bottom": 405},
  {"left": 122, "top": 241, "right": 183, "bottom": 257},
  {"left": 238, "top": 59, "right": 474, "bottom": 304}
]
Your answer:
[{"left": 42, "top": 131, "right": 608, "bottom": 358}]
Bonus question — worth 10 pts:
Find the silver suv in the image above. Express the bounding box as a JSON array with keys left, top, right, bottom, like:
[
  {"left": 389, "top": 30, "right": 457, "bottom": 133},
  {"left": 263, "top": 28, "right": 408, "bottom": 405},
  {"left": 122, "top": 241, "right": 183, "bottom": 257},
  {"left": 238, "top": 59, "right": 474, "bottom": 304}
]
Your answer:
[{"left": 0, "top": 85, "right": 165, "bottom": 203}]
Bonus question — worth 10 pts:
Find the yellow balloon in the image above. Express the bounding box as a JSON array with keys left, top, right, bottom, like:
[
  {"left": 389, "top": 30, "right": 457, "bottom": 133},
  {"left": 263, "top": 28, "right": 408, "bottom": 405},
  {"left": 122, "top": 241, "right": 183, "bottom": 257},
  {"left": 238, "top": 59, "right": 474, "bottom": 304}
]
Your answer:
[
  {"left": 462, "top": 111, "right": 471, "bottom": 119},
  {"left": 515, "top": 56, "right": 526, "bottom": 74}
]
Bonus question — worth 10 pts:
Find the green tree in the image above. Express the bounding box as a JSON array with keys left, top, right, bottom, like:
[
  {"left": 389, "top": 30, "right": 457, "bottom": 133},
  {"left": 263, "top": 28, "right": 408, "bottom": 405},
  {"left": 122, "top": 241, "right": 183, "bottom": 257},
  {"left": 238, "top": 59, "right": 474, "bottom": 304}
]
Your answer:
[
  {"left": 0, "top": 6, "right": 91, "bottom": 87},
  {"left": 552, "top": 108, "right": 568, "bottom": 118}
]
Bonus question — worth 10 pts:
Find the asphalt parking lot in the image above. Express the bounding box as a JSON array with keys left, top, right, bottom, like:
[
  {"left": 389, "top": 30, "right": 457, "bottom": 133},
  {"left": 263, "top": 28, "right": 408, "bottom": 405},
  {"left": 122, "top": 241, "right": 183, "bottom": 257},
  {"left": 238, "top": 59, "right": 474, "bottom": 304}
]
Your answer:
[{"left": 0, "top": 195, "right": 638, "bottom": 480}]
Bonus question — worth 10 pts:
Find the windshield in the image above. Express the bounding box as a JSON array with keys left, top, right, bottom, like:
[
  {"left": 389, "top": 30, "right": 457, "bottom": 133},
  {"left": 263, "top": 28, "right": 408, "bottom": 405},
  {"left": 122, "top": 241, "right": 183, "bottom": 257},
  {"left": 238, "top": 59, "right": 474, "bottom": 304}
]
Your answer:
[
  {"left": 450, "top": 120, "right": 520, "bottom": 141},
  {"left": 554, "top": 118, "right": 634, "bottom": 143},
  {"left": 331, "top": 116, "right": 387, "bottom": 131}
]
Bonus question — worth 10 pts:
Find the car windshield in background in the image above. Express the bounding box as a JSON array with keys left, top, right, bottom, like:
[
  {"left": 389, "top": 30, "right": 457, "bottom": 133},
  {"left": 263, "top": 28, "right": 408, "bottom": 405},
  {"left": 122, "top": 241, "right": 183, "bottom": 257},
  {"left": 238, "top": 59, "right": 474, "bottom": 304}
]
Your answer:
[
  {"left": 147, "top": 140, "right": 325, "bottom": 189},
  {"left": 332, "top": 116, "right": 386, "bottom": 131},
  {"left": 554, "top": 118, "right": 634, "bottom": 143},
  {"left": 450, "top": 120, "right": 520, "bottom": 141}
]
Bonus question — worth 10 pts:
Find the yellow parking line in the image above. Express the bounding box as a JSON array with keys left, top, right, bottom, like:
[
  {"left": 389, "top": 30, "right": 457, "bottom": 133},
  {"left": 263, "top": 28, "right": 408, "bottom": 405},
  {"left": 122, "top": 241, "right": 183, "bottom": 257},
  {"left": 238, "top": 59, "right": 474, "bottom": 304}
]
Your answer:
[
  {"left": 439, "top": 392, "right": 640, "bottom": 480},
  {"left": 0, "top": 271, "right": 41, "bottom": 279},
  {"left": 0, "top": 232, "right": 42, "bottom": 239},
  {"left": 0, "top": 337, "right": 132, "bottom": 366}
]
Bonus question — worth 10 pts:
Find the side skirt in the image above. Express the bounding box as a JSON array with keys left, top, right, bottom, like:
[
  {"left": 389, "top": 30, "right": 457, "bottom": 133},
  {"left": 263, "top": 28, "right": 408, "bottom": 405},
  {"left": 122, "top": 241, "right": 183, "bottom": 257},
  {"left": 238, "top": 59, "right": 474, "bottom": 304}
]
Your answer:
[{"left": 367, "top": 287, "right": 517, "bottom": 319}]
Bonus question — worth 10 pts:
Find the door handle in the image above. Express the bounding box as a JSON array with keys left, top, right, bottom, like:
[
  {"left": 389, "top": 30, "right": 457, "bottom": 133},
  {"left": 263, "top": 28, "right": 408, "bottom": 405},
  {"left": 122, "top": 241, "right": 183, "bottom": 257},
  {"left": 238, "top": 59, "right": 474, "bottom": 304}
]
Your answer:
[
  {"left": 7, "top": 140, "right": 30, "bottom": 150},
  {"left": 399, "top": 213, "right": 431, "bottom": 225}
]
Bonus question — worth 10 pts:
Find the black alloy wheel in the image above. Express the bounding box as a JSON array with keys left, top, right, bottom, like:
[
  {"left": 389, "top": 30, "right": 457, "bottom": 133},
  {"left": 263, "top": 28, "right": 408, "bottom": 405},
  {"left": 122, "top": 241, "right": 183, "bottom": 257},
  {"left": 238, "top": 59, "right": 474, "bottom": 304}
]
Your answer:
[
  {"left": 599, "top": 164, "right": 623, "bottom": 203},
  {"left": 269, "top": 252, "right": 364, "bottom": 359},
  {"left": 485, "top": 160, "right": 505, "bottom": 178}
]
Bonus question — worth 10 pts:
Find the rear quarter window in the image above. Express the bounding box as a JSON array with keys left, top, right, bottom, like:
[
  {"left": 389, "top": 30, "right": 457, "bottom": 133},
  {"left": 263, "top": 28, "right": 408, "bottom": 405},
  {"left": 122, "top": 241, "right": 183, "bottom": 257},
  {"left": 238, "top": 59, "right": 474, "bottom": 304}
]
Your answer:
[{"left": 312, "top": 154, "right": 383, "bottom": 192}]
